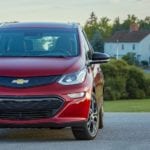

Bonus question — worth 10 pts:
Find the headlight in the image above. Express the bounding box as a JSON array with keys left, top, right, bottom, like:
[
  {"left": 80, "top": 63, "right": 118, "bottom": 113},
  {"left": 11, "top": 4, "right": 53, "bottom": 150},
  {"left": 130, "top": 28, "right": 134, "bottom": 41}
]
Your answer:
[{"left": 58, "top": 68, "right": 87, "bottom": 85}]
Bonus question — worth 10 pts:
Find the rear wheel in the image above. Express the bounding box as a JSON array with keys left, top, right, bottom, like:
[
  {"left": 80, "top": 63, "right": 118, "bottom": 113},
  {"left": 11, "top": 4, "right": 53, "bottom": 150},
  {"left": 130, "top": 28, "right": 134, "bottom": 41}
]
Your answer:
[{"left": 72, "top": 94, "right": 99, "bottom": 140}]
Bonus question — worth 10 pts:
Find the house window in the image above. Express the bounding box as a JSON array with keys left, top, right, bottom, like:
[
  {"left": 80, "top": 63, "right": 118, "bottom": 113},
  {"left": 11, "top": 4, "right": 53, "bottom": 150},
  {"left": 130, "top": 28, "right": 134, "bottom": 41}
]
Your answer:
[
  {"left": 121, "top": 44, "right": 124, "bottom": 50},
  {"left": 132, "top": 44, "right": 135, "bottom": 50}
]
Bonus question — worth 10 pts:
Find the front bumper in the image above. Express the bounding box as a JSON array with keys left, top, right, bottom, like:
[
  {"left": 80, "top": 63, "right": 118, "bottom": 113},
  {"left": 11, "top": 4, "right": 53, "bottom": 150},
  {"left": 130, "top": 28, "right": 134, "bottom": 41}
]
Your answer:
[{"left": 0, "top": 94, "right": 91, "bottom": 128}]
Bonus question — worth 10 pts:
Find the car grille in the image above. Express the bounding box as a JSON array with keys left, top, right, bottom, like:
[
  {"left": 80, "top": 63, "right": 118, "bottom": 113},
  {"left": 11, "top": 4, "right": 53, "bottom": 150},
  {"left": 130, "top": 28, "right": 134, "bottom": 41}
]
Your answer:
[
  {"left": 0, "top": 75, "right": 61, "bottom": 88},
  {"left": 0, "top": 96, "right": 64, "bottom": 120}
]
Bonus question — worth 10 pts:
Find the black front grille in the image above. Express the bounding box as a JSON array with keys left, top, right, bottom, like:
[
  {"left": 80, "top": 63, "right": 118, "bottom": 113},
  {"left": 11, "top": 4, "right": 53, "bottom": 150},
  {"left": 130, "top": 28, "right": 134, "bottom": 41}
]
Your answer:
[
  {"left": 0, "top": 96, "right": 64, "bottom": 120},
  {"left": 0, "top": 75, "right": 61, "bottom": 88}
]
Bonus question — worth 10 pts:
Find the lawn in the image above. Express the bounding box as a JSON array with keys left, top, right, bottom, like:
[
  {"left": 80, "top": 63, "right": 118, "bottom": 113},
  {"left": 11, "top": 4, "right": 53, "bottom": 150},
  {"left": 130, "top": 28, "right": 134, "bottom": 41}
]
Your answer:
[
  {"left": 104, "top": 99, "right": 150, "bottom": 112},
  {"left": 145, "top": 73, "right": 150, "bottom": 79}
]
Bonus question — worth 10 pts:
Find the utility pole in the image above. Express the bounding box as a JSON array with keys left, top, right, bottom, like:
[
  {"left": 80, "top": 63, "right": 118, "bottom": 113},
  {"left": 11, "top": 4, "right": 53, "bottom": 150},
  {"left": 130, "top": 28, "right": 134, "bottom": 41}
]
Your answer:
[{"left": 116, "top": 40, "right": 119, "bottom": 60}]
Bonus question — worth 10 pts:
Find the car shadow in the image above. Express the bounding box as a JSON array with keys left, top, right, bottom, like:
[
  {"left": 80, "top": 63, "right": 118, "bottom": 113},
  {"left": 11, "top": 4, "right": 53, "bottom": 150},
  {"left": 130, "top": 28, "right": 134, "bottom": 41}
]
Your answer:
[{"left": 0, "top": 128, "right": 75, "bottom": 142}]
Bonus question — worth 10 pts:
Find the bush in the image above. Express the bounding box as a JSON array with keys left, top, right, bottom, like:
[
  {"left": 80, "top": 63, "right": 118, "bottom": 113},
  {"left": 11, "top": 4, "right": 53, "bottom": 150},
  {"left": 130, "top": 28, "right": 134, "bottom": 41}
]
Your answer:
[
  {"left": 104, "top": 87, "right": 116, "bottom": 100},
  {"left": 104, "top": 77, "right": 127, "bottom": 100},
  {"left": 145, "top": 78, "right": 150, "bottom": 97},
  {"left": 127, "top": 66, "right": 145, "bottom": 89},
  {"left": 126, "top": 78, "right": 145, "bottom": 99},
  {"left": 102, "top": 59, "right": 129, "bottom": 77},
  {"left": 101, "top": 59, "right": 128, "bottom": 100},
  {"left": 122, "top": 52, "right": 136, "bottom": 65},
  {"left": 141, "top": 60, "right": 149, "bottom": 67},
  {"left": 101, "top": 59, "right": 148, "bottom": 100}
]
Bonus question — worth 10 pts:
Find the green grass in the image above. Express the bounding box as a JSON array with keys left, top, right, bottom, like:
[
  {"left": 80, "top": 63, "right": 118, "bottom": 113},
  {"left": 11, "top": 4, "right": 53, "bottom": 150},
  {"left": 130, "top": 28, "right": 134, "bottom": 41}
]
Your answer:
[
  {"left": 104, "top": 99, "right": 150, "bottom": 112},
  {"left": 145, "top": 73, "right": 150, "bottom": 79}
]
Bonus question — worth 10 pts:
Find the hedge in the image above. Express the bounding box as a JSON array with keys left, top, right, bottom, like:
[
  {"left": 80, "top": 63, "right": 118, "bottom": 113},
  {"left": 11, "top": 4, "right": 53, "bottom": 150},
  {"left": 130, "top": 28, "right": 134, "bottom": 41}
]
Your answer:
[{"left": 101, "top": 59, "right": 150, "bottom": 100}]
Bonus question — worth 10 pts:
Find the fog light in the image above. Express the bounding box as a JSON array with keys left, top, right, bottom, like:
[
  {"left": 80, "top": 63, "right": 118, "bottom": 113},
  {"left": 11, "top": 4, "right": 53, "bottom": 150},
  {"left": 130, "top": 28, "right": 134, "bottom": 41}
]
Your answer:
[{"left": 68, "top": 92, "right": 85, "bottom": 99}]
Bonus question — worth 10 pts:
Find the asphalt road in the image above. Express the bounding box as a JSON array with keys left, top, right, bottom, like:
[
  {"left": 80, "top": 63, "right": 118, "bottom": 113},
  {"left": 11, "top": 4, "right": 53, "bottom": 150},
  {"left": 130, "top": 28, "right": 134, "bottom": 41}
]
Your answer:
[{"left": 0, "top": 113, "right": 150, "bottom": 150}]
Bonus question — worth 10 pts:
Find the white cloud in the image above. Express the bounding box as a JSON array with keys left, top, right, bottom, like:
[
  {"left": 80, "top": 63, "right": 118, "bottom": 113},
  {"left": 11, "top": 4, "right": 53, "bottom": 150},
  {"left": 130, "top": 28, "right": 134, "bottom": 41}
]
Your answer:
[
  {"left": 0, "top": 0, "right": 149, "bottom": 24},
  {"left": 109, "top": 0, "right": 120, "bottom": 3},
  {"left": 136, "top": 0, "right": 150, "bottom": 2}
]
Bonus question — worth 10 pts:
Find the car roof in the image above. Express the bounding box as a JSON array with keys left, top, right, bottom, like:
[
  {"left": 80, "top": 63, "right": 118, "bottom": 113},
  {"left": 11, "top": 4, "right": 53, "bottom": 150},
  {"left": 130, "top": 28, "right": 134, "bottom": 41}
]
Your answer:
[{"left": 0, "top": 22, "right": 79, "bottom": 29}]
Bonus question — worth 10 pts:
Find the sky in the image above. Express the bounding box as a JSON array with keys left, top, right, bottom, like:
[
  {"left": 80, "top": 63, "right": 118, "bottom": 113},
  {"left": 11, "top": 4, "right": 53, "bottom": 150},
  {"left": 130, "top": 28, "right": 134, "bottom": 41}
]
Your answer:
[{"left": 0, "top": 0, "right": 149, "bottom": 25}]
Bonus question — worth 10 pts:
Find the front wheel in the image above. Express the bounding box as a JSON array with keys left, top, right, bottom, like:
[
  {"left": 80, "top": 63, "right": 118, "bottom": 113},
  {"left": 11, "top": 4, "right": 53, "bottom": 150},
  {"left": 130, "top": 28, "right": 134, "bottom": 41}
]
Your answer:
[{"left": 72, "top": 94, "right": 99, "bottom": 140}]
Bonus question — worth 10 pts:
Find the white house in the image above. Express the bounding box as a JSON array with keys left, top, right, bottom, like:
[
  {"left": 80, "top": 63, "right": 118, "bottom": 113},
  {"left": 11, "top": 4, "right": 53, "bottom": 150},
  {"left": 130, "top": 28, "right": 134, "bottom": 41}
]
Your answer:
[{"left": 104, "top": 26, "right": 150, "bottom": 65}]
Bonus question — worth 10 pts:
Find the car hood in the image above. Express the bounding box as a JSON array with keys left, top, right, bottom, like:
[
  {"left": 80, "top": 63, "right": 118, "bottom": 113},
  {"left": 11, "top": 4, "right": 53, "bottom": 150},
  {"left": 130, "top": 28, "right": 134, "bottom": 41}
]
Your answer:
[{"left": 0, "top": 57, "right": 84, "bottom": 77}]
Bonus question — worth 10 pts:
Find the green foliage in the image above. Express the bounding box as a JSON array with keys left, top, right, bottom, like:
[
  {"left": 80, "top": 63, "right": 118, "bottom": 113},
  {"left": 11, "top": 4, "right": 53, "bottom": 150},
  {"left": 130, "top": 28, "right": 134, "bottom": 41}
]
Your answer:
[
  {"left": 102, "top": 59, "right": 129, "bottom": 78},
  {"left": 141, "top": 60, "right": 149, "bottom": 67},
  {"left": 101, "top": 59, "right": 149, "bottom": 100},
  {"left": 145, "top": 78, "right": 150, "bottom": 97},
  {"left": 122, "top": 15, "right": 138, "bottom": 30},
  {"left": 104, "top": 77, "right": 127, "bottom": 100},
  {"left": 90, "top": 30, "right": 104, "bottom": 52},
  {"left": 98, "top": 17, "right": 112, "bottom": 40},
  {"left": 122, "top": 52, "right": 136, "bottom": 65},
  {"left": 139, "top": 17, "right": 150, "bottom": 30},
  {"left": 84, "top": 12, "right": 150, "bottom": 43},
  {"left": 112, "top": 15, "right": 150, "bottom": 33},
  {"left": 101, "top": 59, "right": 128, "bottom": 100},
  {"left": 84, "top": 12, "right": 99, "bottom": 41},
  {"left": 84, "top": 12, "right": 112, "bottom": 52},
  {"left": 127, "top": 66, "right": 145, "bottom": 89},
  {"left": 112, "top": 17, "right": 122, "bottom": 34}
]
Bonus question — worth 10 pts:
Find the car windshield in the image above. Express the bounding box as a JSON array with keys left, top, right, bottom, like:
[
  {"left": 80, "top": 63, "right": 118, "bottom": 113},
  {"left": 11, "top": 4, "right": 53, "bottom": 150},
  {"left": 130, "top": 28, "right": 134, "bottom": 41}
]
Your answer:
[{"left": 0, "top": 28, "right": 79, "bottom": 57}]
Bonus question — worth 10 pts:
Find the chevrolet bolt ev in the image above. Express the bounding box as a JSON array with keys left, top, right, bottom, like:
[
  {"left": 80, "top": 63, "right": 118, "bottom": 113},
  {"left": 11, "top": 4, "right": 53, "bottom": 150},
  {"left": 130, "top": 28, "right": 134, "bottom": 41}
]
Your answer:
[{"left": 0, "top": 22, "right": 109, "bottom": 140}]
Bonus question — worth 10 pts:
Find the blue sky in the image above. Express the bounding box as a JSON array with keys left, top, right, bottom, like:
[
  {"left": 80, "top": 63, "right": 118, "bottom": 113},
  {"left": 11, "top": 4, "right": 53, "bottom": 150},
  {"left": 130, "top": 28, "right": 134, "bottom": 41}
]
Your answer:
[{"left": 0, "top": 0, "right": 149, "bottom": 25}]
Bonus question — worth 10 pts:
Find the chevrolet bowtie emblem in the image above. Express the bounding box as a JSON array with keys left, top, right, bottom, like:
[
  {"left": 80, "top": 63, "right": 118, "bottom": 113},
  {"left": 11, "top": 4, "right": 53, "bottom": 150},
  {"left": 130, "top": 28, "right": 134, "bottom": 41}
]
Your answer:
[{"left": 12, "top": 79, "right": 29, "bottom": 85}]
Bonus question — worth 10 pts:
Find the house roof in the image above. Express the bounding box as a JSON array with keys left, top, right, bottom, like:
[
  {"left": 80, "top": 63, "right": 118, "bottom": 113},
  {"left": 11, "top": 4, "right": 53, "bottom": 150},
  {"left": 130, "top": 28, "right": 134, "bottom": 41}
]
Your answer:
[{"left": 106, "top": 31, "right": 150, "bottom": 43}]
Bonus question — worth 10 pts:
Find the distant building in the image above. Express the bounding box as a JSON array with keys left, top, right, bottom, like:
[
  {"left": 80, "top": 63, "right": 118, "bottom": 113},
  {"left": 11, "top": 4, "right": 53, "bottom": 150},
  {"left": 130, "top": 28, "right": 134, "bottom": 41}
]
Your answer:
[{"left": 104, "top": 24, "right": 150, "bottom": 65}]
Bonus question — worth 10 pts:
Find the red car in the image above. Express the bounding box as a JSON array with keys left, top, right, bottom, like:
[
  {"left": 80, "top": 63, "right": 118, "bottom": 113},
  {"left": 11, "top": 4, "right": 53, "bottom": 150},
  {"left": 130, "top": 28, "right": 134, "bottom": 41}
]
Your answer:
[{"left": 0, "top": 22, "right": 109, "bottom": 140}]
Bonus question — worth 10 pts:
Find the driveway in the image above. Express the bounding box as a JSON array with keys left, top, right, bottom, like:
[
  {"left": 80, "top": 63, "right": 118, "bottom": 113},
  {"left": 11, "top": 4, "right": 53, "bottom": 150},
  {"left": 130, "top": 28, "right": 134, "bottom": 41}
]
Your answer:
[{"left": 0, "top": 113, "right": 150, "bottom": 150}]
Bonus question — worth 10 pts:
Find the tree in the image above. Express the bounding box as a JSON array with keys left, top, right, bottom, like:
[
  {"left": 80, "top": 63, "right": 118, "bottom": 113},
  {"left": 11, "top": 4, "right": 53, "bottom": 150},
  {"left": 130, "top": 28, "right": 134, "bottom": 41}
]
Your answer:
[
  {"left": 122, "top": 15, "right": 138, "bottom": 30},
  {"left": 112, "top": 17, "right": 122, "bottom": 33},
  {"left": 98, "top": 17, "right": 112, "bottom": 40},
  {"left": 112, "top": 15, "right": 141, "bottom": 33},
  {"left": 90, "top": 30, "right": 104, "bottom": 52},
  {"left": 139, "top": 16, "right": 150, "bottom": 30},
  {"left": 86, "top": 11, "right": 98, "bottom": 26},
  {"left": 84, "top": 12, "right": 99, "bottom": 40}
]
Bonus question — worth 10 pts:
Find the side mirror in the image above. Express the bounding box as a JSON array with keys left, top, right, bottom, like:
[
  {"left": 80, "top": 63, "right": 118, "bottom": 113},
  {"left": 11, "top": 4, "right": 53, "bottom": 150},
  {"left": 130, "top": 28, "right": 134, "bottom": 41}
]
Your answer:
[{"left": 90, "top": 52, "right": 110, "bottom": 64}]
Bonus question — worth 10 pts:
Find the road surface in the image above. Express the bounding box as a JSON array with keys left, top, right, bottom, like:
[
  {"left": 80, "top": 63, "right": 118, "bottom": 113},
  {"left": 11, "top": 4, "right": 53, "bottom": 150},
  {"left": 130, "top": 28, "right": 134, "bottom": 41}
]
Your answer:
[{"left": 0, "top": 113, "right": 150, "bottom": 150}]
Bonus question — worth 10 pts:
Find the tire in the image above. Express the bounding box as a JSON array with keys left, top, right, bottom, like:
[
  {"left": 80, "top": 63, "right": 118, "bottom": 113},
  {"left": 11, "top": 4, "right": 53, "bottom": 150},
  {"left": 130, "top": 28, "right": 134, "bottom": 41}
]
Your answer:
[
  {"left": 72, "top": 93, "right": 99, "bottom": 140},
  {"left": 99, "top": 105, "right": 104, "bottom": 129}
]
